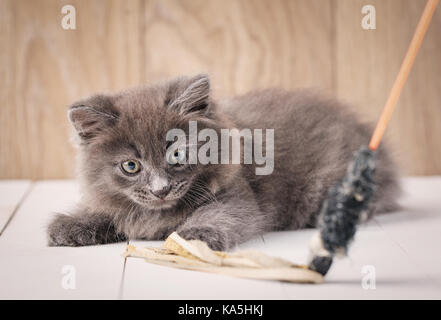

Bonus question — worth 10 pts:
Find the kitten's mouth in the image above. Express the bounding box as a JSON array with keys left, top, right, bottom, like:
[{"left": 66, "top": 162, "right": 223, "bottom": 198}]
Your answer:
[
  {"left": 132, "top": 196, "right": 179, "bottom": 209},
  {"left": 131, "top": 180, "right": 192, "bottom": 210}
]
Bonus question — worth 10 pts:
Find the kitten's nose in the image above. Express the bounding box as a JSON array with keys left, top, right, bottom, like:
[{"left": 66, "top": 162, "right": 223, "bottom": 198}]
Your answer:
[{"left": 149, "top": 185, "right": 171, "bottom": 199}]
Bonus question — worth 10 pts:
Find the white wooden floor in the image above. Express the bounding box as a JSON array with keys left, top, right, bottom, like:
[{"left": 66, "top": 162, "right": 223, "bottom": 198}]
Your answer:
[{"left": 0, "top": 177, "right": 440, "bottom": 299}]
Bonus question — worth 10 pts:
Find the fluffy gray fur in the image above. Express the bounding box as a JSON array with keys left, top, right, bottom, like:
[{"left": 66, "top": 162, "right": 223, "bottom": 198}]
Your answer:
[{"left": 47, "top": 74, "right": 400, "bottom": 250}]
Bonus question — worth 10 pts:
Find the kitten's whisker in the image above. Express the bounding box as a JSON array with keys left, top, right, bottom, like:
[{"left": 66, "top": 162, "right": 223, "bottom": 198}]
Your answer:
[
  {"left": 104, "top": 218, "right": 114, "bottom": 243},
  {"left": 191, "top": 180, "right": 218, "bottom": 204},
  {"left": 183, "top": 192, "right": 202, "bottom": 208},
  {"left": 188, "top": 188, "right": 214, "bottom": 206},
  {"left": 196, "top": 183, "right": 219, "bottom": 205},
  {"left": 180, "top": 196, "right": 195, "bottom": 210},
  {"left": 190, "top": 187, "right": 215, "bottom": 204},
  {"left": 127, "top": 204, "right": 139, "bottom": 231}
]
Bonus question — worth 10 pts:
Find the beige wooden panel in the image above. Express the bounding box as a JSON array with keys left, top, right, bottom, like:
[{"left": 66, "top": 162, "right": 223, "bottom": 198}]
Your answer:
[
  {"left": 0, "top": 0, "right": 143, "bottom": 179},
  {"left": 335, "top": 0, "right": 441, "bottom": 175},
  {"left": 0, "top": 0, "right": 333, "bottom": 179},
  {"left": 139, "top": 0, "right": 333, "bottom": 96}
]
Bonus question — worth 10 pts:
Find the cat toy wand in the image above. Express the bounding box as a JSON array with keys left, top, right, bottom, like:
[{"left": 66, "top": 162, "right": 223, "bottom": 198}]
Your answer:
[{"left": 308, "top": 0, "right": 439, "bottom": 276}]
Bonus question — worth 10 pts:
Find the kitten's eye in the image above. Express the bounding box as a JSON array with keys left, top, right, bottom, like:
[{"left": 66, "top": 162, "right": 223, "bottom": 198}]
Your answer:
[
  {"left": 121, "top": 160, "right": 141, "bottom": 174},
  {"left": 168, "top": 149, "right": 186, "bottom": 165}
]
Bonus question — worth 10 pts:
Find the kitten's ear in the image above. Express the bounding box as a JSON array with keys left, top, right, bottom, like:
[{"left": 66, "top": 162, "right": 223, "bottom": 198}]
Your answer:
[
  {"left": 169, "top": 74, "right": 211, "bottom": 116},
  {"left": 68, "top": 95, "right": 119, "bottom": 142}
]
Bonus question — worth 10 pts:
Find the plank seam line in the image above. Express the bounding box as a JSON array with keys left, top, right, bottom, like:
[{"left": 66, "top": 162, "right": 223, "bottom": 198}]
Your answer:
[{"left": 0, "top": 181, "right": 35, "bottom": 237}]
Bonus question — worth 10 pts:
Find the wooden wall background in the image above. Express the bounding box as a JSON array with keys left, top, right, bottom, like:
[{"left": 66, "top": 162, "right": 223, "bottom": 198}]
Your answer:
[{"left": 1, "top": 0, "right": 440, "bottom": 179}]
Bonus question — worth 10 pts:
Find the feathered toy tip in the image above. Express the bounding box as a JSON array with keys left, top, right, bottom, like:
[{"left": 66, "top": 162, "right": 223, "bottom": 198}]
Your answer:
[{"left": 308, "top": 146, "right": 376, "bottom": 275}]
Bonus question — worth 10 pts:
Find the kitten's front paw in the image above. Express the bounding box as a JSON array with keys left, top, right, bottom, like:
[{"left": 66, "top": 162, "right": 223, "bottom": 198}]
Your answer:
[
  {"left": 178, "top": 226, "right": 228, "bottom": 251},
  {"left": 47, "top": 214, "right": 97, "bottom": 247}
]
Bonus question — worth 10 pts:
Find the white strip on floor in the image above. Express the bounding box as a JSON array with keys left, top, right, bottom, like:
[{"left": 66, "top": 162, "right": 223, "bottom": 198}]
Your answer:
[{"left": 0, "top": 177, "right": 440, "bottom": 299}]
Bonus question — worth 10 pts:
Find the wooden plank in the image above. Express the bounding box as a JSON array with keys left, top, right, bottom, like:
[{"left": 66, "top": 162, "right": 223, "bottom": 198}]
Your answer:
[
  {"left": 335, "top": 0, "right": 441, "bottom": 175},
  {"left": 0, "top": 178, "right": 440, "bottom": 298},
  {"left": 0, "top": 180, "right": 126, "bottom": 299},
  {"left": 117, "top": 177, "right": 441, "bottom": 299},
  {"left": 121, "top": 254, "right": 288, "bottom": 299},
  {"left": 139, "top": 0, "right": 333, "bottom": 96},
  {"left": 282, "top": 177, "right": 441, "bottom": 299},
  {"left": 0, "top": 180, "right": 286, "bottom": 299},
  {"left": 373, "top": 177, "right": 441, "bottom": 283},
  {"left": 0, "top": 0, "right": 143, "bottom": 179},
  {"left": 2, "top": 0, "right": 440, "bottom": 177},
  {"left": 0, "top": 180, "right": 80, "bottom": 247},
  {"left": 0, "top": 0, "right": 333, "bottom": 179},
  {"left": 0, "top": 180, "right": 32, "bottom": 235}
]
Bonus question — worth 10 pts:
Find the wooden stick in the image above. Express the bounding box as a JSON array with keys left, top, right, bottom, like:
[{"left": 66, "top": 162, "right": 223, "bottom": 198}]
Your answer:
[{"left": 369, "top": 0, "right": 439, "bottom": 151}]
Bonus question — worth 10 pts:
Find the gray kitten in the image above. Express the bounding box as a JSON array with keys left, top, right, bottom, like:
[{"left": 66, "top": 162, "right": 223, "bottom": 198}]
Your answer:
[{"left": 47, "top": 74, "right": 400, "bottom": 250}]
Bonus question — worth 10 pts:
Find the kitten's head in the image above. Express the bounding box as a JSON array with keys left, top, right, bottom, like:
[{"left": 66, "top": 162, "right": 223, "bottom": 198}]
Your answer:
[{"left": 69, "top": 74, "right": 234, "bottom": 212}]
